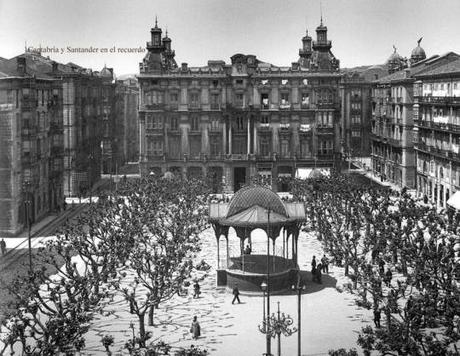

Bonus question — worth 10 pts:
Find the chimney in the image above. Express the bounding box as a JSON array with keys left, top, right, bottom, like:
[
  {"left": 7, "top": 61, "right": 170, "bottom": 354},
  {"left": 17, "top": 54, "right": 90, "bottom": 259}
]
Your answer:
[
  {"left": 51, "top": 61, "right": 58, "bottom": 73},
  {"left": 17, "top": 57, "right": 27, "bottom": 75},
  {"left": 181, "top": 62, "right": 188, "bottom": 72}
]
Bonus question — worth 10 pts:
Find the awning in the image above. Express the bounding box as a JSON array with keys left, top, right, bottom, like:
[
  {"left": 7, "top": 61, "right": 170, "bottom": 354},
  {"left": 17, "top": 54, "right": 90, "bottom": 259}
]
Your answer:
[{"left": 447, "top": 191, "right": 460, "bottom": 210}]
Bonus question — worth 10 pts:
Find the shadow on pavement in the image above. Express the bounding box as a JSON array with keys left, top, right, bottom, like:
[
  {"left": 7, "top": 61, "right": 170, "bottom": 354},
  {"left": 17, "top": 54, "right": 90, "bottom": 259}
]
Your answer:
[{"left": 269, "top": 269, "right": 337, "bottom": 296}]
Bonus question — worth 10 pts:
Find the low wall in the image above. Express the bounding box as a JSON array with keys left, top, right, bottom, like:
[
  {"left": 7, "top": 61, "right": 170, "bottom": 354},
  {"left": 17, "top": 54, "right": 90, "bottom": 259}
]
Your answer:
[{"left": 225, "top": 268, "right": 298, "bottom": 293}]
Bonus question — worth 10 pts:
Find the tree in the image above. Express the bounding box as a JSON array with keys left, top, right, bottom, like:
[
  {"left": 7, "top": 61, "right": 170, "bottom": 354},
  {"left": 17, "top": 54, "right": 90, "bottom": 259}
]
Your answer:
[{"left": 116, "top": 175, "right": 210, "bottom": 346}]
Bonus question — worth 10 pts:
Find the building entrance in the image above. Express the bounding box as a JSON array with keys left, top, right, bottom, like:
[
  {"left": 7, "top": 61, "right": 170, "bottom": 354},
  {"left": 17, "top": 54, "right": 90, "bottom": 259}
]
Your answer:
[{"left": 233, "top": 167, "right": 246, "bottom": 192}]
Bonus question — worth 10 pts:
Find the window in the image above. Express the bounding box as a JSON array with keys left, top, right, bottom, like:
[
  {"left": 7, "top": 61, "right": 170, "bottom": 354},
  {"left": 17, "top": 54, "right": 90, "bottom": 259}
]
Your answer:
[
  {"left": 280, "top": 138, "right": 289, "bottom": 157},
  {"left": 236, "top": 79, "right": 243, "bottom": 85},
  {"left": 191, "top": 116, "right": 200, "bottom": 131},
  {"left": 236, "top": 116, "right": 245, "bottom": 131},
  {"left": 211, "top": 93, "right": 220, "bottom": 109},
  {"left": 235, "top": 93, "right": 244, "bottom": 107},
  {"left": 212, "top": 80, "right": 219, "bottom": 87},
  {"left": 351, "top": 103, "right": 361, "bottom": 110},
  {"left": 170, "top": 117, "right": 178, "bottom": 131},
  {"left": 282, "top": 79, "right": 289, "bottom": 85},
  {"left": 210, "top": 118, "right": 219, "bottom": 131},
  {"left": 190, "top": 92, "right": 200, "bottom": 108},
  {"left": 302, "top": 79, "right": 308, "bottom": 85},
  {"left": 153, "top": 116, "right": 163, "bottom": 129},
  {"left": 210, "top": 136, "right": 220, "bottom": 155},
  {"left": 351, "top": 89, "right": 361, "bottom": 97},
  {"left": 280, "top": 92, "right": 290, "bottom": 107},
  {"left": 170, "top": 92, "right": 178, "bottom": 104},
  {"left": 261, "top": 93, "right": 269, "bottom": 108},
  {"left": 351, "top": 115, "right": 361, "bottom": 124},
  {"left": 301, "top": 93, "right": 309, "bottom": 106},
  {"left": 147, "top": 139, "right": 163, "bottom": 156},
  {"left": 300, "top": 139, "right": 311, "bottom": 157},
  {"left": 261, "top": 79, "right": 269, "bottom": 85},
  {"left": 261, "top": 115, "right": 270, "bottom": 124},
  {"left": 260, "top": 136, "right": 270, "bottom": 156},
  {"left": 352, "top": 129, "right": 361, "bottom": 137}
]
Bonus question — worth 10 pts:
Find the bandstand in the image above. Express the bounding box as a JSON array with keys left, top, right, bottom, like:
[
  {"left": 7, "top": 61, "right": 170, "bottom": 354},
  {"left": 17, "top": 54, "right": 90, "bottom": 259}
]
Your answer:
[{"left": 209, "top": 185, "right": 306, "bottom": 293}]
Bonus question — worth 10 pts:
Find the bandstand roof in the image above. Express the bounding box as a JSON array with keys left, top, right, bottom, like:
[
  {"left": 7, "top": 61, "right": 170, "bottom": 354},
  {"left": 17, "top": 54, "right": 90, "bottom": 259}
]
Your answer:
[{"left": 209, "top": 185, "right": 306, "bottom": 227}]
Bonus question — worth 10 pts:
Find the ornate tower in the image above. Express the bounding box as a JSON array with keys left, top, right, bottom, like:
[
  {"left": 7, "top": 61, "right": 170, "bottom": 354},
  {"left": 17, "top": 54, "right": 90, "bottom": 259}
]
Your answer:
[
  {"left": 162, "top": 29, "right": 178, "bottom": 70},
  {"left": 298, "top": 29, "right": 313, "bottom": 68},
  {"left": 387, "top": 45, "right": 406, "bottom": 74}
]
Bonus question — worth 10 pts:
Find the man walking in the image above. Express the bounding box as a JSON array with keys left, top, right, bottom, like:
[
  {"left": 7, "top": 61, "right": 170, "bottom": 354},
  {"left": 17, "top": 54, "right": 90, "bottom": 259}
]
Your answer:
[
  {"left": 321, "top": 255, "right": 329, "bottom": 273},
  {"left": 232, "top": 284, "right": 241, "bottom": 304},
  {"left": 0, "top": 238, "right": 6, "bottom": 256},
  {"left": 373, "top": 308, "right": 381, "bottom": 328}
]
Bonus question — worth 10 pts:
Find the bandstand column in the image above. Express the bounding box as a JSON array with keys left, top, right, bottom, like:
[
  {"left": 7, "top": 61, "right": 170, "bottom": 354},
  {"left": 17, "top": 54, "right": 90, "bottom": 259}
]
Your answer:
[
  {"left": 226, "top": 236, "right": 230, "bottom": 268},
  {"left": 216, "top": 235, "right": 220, "bottom": 269}
]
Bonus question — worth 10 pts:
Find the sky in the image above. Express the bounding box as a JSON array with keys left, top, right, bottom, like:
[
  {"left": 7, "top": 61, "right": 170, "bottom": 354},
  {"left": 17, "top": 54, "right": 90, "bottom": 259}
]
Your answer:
[{"left": 0, "top": 0, "right": 459, "bottom": 77}]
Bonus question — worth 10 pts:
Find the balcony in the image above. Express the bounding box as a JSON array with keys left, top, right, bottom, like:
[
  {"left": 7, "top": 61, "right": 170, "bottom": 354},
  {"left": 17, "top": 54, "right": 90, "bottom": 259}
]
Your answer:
[
  {"left": 227, "top": 153, "right": 248, "bottom": 161},
  {"left": 417, "top": 96, "right": 460, "bottom": 105},
  {"left": 210, "top": 103, "right": 220, "bottom": 110},
  {"left": 388, "top": 138, "right": 403, "bottom": 147},
  {"left": 142, "top": 103, "right": 166, "bottom": 111},
  {"left": 279, "top": 103, "right": 292, "bottom": 110},
  {"left": 316, "top": 126, "right": 334, "bottom": 135},
  {"left": 21, "top": 127, "right": 37, "bottom": 136}
]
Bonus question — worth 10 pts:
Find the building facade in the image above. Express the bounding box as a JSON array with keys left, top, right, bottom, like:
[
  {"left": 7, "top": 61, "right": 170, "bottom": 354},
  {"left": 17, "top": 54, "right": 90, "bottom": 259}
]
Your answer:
[
  {"left": 340, "top": 65, "right": 387, "bottom": 162},
  {"left": 370, "top": 43, "right": 460, "bottom": 190},
  {"left": 0, "top": 56, "right": 64, "bottom": 236},
  {"left": 413, "top": 59, "right": 460, "bottom": 208},
  {"left": 138, "top": 20, "right": 342, "bottom": 192}
]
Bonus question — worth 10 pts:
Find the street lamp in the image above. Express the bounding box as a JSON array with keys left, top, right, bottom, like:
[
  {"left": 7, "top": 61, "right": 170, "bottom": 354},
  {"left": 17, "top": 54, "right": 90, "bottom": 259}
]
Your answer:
[
  {"left": 292, "top": 276, "right": 307, "bottom": 356},
  {"left": 270, "top": 301, "right": 296, "bottom": 356}
]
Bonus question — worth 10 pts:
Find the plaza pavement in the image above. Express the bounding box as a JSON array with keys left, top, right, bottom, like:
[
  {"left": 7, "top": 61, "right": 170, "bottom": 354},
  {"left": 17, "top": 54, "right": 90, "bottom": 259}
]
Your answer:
[{"left": 81, "top": 228, "right": 373, "bottom": 356}]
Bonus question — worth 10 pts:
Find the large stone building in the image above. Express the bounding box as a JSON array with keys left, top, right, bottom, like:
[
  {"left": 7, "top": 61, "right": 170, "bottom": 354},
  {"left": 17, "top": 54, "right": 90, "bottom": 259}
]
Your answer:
[
  {"left": 413, "top": 59, "right": 460, "bottom": 208},
  {"left": 138, "top": 20, "right": 342, "bottom": 192},
  {"left": 370, "top": 43, "right": 460, "bottom": 189},
  {"left": 0, "top": 55, "right": 64, "bottom": 235},
  {"left": 340, "top": 65, "right": 387, "bottom": 162},
  {"left": 0, "top": 50, "right": 138, "bottom": 235}
]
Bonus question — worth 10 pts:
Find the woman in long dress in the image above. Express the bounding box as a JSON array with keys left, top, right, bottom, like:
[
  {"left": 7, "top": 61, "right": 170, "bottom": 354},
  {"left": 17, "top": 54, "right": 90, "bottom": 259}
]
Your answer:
[{"left": 190, "top": 316, "right": 201, "bottom": 339}]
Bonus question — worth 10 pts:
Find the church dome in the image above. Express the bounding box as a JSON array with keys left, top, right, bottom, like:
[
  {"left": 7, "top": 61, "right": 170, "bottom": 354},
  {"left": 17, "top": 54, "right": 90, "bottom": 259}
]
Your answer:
[
  {"left": 387, "top": 49, "right": 403, "bottom": 63},
  {"left": 411, "top": 45, "right": 426, "bottom": 58},
  {"left": 100, "top": 66, "right": 112, "bottom": 78},
  {"left": 411, "top": 38, "right": 426, "bottom": 63},
  {"left": 226, "top": 185, "right": 287, "bottom": 218}
]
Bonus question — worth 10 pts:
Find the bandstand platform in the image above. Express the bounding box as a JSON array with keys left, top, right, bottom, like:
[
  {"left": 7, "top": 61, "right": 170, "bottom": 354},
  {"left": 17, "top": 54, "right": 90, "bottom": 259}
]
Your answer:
[{"left": 209, "top": 185, "right": 306, "bottom": 294}]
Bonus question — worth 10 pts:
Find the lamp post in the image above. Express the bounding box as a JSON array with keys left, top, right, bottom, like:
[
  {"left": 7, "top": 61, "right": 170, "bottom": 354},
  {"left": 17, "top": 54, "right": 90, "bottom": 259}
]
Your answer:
[
  {"left": 258, "top": 208, "right": 272, "bottom": 356},
  {"left": 22, "top": 180, "right": 33, "bottom": 272},
  {"left": 271, "top": 301, "right": 297, "bottom": 356},
  {"left": 292, "top": 276, "right": 307, "bottom": 356}
]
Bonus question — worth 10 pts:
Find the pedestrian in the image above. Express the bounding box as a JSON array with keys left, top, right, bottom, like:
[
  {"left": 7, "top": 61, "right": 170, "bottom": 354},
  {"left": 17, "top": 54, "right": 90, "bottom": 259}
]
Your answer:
[
  {"left": 244, "top": 244, "right": 251, "bottom": 255},
  {"left": 193, "top": 281, "right": 201, "bottom": 299},
  {"left": 63, "top": 200, "right": 67, "bottom": 211},
  {"left": 311, "top": 255, "right": 317, "bottom": 270},
  {"left": 378, "top": 258, "right": 385, "bottom": 275},
  {"left": 232, "top": 284, "right": 241, "bottom": 304},
  {"left": 190, "top": 316, "right": 201, "bottom": 340},
  {"left": 316, "top": 263, "right": 323, "bottom": 284},
  {"left": 321, "top": 255, "right": 329, "bottom": 273},
  {"left": 373, "top": 308, "right": 381, "bottom": 328},
  {"left": 0, "top": 238, "right": 6, "bottom": 256},
  {"left": 384, "top": 269, "right": 392, "bottom": 287}
]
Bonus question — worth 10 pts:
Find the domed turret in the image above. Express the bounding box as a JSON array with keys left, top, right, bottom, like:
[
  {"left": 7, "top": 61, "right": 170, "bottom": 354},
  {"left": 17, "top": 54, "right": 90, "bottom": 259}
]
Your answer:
[
  {"left": 387, "top": 45, "right": 406, "bottom": 74},
  {"left": 411, "top": 37, "right": 426, "bottom": 64}
]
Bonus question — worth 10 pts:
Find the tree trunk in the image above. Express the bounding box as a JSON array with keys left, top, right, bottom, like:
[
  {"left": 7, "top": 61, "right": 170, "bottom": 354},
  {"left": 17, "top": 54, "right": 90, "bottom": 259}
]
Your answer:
[
  {"left": 148, "top": 305, "right": 155, "bottom": 326},
  {"left": 344, "top": 261, "right": 349, "bottom": 276},
  {"left": 138, "top": 312, "right": 146, "bottom": 347}
]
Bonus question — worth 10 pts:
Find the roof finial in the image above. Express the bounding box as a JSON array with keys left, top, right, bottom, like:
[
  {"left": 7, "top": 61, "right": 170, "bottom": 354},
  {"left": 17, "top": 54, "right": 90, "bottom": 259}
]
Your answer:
[
  {"left": 155, "top": 15, "right": 158, "bottom": 28},
  {"left": 165, "top": 26, "right": 168, "bottom": 37},
  {"left": 25, "top": 40, "right": 27, "bottom": 52},
  {"left": 417, "top": 37, "right": 423, "bottom": 46},
  {"left": 320, "top": 0, "right": 323, "bottom": 25},
  {"left": 393, "top": 44, "right": 397, "bottom": 53}
]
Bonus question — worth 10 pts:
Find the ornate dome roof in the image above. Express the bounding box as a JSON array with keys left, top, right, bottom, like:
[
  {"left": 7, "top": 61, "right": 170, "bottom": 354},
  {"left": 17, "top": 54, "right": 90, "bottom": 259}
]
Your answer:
[
  {"left": 411, "top": 45, "right": 426, "bottom": 58},
  {"left": 226, "top": 185, "right": 287, "bottom": 218},
  {"left": 387, "top": 49, "right": 403, "bottom": 63},
  {"left": 100, "top": 66, "right": 112, "bottom": 78}
]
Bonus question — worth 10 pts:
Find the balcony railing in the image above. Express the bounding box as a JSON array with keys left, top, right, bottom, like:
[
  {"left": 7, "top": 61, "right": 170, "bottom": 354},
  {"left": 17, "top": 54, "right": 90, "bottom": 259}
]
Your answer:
[{"left": 417, "top": 96, "right": 460, "bottom": 105}]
